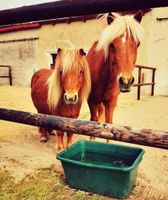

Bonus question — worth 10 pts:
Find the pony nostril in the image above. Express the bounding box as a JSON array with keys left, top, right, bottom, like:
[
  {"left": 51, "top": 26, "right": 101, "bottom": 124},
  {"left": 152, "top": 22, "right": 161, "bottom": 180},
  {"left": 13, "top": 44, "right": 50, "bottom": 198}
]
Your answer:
[
  {"left": 129, "top": 77, "right": 135, "bottom": 85},
  {"left": 119, "top": 77, "right": 134, "bottom": 86},
  {"left": 64, "top": 93, "right": 68, "bottom": 102},
  {"left": 74, "top": 94, "right": 77, "bottom": 102},
  {"left": 64, "top": 93, "right": 78, "bottom": 104},
  {"left": 119, "top": 77, "right": 124, "bottom": 85}
]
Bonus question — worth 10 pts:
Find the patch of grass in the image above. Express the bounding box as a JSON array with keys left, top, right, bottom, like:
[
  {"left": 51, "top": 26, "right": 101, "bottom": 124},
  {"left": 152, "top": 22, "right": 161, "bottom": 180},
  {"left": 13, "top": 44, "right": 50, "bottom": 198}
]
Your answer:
[{"left": 0, "top": 168, "right": 105, "bottom": 200}]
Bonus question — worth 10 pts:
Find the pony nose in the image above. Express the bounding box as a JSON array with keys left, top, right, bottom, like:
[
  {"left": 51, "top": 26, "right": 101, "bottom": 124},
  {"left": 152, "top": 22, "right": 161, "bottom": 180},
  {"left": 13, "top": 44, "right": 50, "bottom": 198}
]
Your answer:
[
  {"left": 119, "top": 76, "right": 135, "bottom": 93},
  {"left": 121, "top": 76, "right": 135, "bottom": 85},
  {"left": 64, "top": 93, "right": 78, "bottom": 104}
]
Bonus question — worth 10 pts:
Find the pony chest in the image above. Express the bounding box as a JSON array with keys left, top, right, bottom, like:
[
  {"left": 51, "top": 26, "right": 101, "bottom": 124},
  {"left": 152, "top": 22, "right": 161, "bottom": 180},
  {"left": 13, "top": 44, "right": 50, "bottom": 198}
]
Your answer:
[
  {"left": 92, "top": 68, "right": 117, "bottom": 90},
  {"left": 56, "top": 102, "right": 81, "bottom": 118}
]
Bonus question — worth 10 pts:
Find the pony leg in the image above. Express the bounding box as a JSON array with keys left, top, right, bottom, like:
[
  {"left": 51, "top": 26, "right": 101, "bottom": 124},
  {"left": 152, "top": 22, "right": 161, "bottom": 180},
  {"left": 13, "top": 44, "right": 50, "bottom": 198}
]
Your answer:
[
  {"left": 97, "top": 103, "right": 105, "bottom": 122},
  {"left": 56, "top": 131, "right": 64, "bottom": 151},
  {"left": 48, "top": 128, "right": 56, "bottom": 136},
  {"left": 66, "top": 132, "right": 73, "bottom": 148},
  {"left": 104, "top": 95, "right": 118, "bottom": 143},
  {"left": 88, "top": 102, "right": 99, "bottom": 141},
  {"left": 39, "top": 127, "right": 48, "bottom": 142}
]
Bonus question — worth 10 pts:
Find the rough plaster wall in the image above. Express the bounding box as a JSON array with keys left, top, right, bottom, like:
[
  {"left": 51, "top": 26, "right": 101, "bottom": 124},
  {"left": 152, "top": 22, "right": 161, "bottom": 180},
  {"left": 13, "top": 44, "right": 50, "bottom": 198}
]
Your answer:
[
  {"left": 137, "top": 7, "right": 168, "bottom": 95},
  {"left": 0, "top": 39, "right": 37, "bottom": 86},
  {"left": 0, "top": 20, "right": 103, "bottom": 86},
  {"left": 0, "top": 20, "right": 98, "bottom": 85},
  {"left": 146, "top": 8, "right": 168, "bottom": 95},
  {"left": 0, "top": 29, "right": 38, "bottom": 86},
  {"left": 36, "top": 19, "right": 104, "bottom": 69}
]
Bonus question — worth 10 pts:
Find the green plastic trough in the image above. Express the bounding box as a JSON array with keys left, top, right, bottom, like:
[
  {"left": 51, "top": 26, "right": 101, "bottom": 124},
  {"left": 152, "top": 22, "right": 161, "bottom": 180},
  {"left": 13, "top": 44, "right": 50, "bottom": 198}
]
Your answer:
[{"left": 56, "top": 140, "right": 144, "bottom": 198}]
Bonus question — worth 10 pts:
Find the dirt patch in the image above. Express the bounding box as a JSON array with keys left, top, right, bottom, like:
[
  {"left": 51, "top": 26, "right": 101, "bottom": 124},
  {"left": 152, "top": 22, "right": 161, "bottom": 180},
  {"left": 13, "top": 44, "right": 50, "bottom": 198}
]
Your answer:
[{"left": 0, "top": 86, "right": 168, "bottom": 199}]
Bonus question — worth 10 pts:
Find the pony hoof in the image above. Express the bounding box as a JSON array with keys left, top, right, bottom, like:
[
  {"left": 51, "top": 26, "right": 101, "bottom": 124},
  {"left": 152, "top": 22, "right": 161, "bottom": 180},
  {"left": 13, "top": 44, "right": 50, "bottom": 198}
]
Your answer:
[
  {"left": 56, "top": 145, "right": 64, "bottom": 152},
  {"left": 66, "top": 143, "right": 72, "bottom": 149},
  {"left": 56, "top": 148, "right": 64, "bottom": 154},
  {"left": 56, "top": 149, "right": 64, "bottom": 154},
  {"left": 90, "top": 137, "right": 96, "bottom": 141},
  {"left": 40, "top": 136, "right": 48, "bottom": 142}
]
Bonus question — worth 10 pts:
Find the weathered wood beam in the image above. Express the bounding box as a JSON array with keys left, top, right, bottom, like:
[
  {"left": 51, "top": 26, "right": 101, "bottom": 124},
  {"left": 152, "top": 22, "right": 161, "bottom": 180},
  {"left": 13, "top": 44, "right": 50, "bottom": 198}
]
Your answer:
[{"left": 0, "top": 108, "right": 168, "bottom": 149}]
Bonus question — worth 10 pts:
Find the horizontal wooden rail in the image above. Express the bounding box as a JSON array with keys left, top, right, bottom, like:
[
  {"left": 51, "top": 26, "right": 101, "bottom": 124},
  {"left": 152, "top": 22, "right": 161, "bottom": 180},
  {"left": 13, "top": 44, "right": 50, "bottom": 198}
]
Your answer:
[
  {"left": 0, "top": 108, "right": 168, "bottom": 150},
  {"left": 134, "top": 82, "right": 155, "bottom": 87},
  {"left": 0, "top": 76, "right": 10, "bottom": 78},
  {"left": 135, "top": 65, "right": 156, "bottom": 71},
  {"left": 156, "top": 17, "right": 168, "bottom": 21}
]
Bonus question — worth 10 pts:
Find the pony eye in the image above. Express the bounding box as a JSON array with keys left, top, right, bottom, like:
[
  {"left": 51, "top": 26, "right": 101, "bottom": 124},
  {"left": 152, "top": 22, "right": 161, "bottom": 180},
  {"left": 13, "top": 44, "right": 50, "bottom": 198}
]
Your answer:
[
  {"left": 80, "top": 70, "right": 84, "bottom": 74},
  {"left": 137, "top": 41, "right": 140, "bottom": 47},
  {"left": 60, "top": 70, "right": 63, "bottom": 74},
  {"left": 110, "top": 43, "right": 115, "bottom": 49}
]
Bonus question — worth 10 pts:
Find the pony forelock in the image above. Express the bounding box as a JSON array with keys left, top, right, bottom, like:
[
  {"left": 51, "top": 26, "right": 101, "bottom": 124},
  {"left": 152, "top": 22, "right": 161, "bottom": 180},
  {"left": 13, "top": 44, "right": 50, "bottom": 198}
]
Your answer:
[
  {"left": 96, "top": 13, "right": 144, "bottom": 59},
  {"left": 47, "top": 48, "right": 91, "bottom": 112}
]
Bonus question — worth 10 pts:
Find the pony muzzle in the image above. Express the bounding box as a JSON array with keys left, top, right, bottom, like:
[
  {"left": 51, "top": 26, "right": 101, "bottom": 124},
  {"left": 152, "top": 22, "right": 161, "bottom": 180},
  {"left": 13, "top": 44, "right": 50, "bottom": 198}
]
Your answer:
[
  {"left": 64, "top": 93, "right": 78, "bottom": 104},
  {"left": 119, "top": 76, "right": 135, "bottom": 93}
]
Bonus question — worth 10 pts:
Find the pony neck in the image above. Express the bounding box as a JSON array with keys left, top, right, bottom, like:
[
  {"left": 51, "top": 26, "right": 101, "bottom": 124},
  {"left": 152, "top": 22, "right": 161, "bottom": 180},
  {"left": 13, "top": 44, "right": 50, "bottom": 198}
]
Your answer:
[{"left": 106, "top": 49, "right": 119, "bottom": 79}]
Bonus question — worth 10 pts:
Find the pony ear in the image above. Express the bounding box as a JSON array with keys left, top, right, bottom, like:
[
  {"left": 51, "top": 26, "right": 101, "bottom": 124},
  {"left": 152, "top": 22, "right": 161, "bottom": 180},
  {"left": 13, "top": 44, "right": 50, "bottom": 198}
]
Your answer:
[
  {"left": 107, "top": 13, "right": 115, "bottom": 25},
  {"left": 57, "top": 48, "right": 62, "bottom": 54},
  {"left": 79, "top": 48, "right": 86, "bottom": 56},
  {"left": 134, "top": 10, "right": 143, "bottom": 23}
]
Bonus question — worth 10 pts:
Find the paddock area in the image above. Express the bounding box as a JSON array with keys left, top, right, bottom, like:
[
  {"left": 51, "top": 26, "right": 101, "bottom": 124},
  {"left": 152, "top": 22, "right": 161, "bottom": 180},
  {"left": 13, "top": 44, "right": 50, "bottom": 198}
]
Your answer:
[{"left": 0, "top": 85, "right": 168, "bottom": 199}]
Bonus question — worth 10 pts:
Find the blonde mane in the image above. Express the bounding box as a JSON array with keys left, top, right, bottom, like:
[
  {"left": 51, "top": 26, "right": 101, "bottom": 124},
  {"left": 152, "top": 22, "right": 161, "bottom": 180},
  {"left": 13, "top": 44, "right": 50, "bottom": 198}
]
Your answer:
[
  {"left": 96, "top": 13, "right": 144, "bottom": 59},
  {"left": 47, "top": 48, "right": 91, "bottom": 112}
]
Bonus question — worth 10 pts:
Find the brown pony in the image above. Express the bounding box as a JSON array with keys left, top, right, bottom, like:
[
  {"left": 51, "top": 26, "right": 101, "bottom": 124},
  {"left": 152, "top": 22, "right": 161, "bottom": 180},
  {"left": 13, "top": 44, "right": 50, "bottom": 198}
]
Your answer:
[
  {"left": 31, "top": 48, "right": 91, "bottom": 150},
  {"left": 87, "top": 11, "right": 144, "bottom": 141}
]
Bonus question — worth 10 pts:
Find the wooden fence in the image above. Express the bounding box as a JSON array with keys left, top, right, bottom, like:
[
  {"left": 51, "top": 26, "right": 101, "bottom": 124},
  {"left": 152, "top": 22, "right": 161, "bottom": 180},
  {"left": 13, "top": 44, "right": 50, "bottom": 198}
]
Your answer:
[
  {"left": 0, "top": 108, "right": 167, "bottom": 149},
  {"left": 0, "top": 65, "right": 12, "bottom": 85},
  {"left": 134, "top": 65, "right": 156, "bottom": 100}
]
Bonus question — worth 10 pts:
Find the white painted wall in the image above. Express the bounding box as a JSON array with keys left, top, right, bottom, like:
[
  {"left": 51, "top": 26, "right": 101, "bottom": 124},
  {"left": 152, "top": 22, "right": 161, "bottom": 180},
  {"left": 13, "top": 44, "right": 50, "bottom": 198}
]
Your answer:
[
  {"left": 0, "top": 39, "right": 37, "bottom": 86},
  {"left": 136, "top": 7, "right": 168, "bottom": 95}
]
